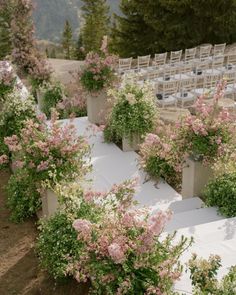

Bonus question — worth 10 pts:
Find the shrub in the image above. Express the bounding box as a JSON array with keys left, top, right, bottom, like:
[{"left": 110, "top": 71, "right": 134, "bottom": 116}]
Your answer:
[
  {"left": 37, "top": 212, "right": 81, "bottom": 280},
  {"left": 189, "top": 254, "right": 236, "bottom": 295},
  {"left": 39, "top": 82, "right": 64, "bottom": 118},
  {"left": 104, "top": 79, "right": 156, "bottom": 143},
  {"left": 204, "top": 172, "right": 236, "bottom": 217},
  {"left": 6, "top": 169, "right": 41, "bottom": 222}
]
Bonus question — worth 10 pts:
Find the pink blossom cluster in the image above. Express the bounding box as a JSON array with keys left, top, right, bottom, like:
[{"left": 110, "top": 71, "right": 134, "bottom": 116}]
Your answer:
[
  {"left": 3, "top": 111, "right": 90, "bottom": 184},
  {"left": 72, "top": 208, "right": 172, "bottom": 263},
  {"left": 64, "top": 178, "right": 190, "bottom": 294},
  {"left": 80, "top": 36, "right": 117, "bottom": 91},
  {"left": 56, "top": 93, "right": 86, "bottom": 116},
  {"left": 178, "top": 80, "right": 235, "bottom": 163},
  {"left": 140, "top": 123, "right": 183, "bottom": 174}
]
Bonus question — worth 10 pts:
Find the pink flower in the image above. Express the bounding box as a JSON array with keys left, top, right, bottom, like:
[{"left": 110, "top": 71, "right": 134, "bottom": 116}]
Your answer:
[
  {"left": 0, "top": 155, "right": 8, "bottom": 165},
  {"left": 73, "top": 219, "right": 92, "bottom": 238},
  {"left": 36, "top": 160, "right": 49, "bottom": 172},
  {"left": 148, "top": 211, "right": 172, "bottom": 236},
  {"left": 108, "top": 242, "right": 125, "bottom": 264}
]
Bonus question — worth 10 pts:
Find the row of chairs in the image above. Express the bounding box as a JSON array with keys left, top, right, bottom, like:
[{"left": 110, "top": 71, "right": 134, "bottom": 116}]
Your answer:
[
  {"left": 119, "top": 43, "right": 227, "bottom": 71},
  {"left": 136, "top": 55, "right": 231, "bottom": 83},
  {"left": 154, "top": 71, "right": 236, "bottom": 108}
]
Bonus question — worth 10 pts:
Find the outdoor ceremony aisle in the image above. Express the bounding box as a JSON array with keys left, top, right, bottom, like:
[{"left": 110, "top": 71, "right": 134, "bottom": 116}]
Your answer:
[
  {"left": 73, "top": 117, "right": 182, "bottom": 210},
  {"left": 72, "top": 117, "right": 236, "bottom": 294}
]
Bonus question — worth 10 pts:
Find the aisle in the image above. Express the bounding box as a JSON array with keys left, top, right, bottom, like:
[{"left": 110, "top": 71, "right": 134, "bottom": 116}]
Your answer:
[{"left": 73, "top": 117, "right": 182, "bottom": 210}]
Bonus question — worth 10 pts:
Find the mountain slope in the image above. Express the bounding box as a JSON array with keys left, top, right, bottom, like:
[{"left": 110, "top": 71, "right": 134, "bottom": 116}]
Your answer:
[{"left": 33, "top": 0, "right": 119, "bottom": 42}]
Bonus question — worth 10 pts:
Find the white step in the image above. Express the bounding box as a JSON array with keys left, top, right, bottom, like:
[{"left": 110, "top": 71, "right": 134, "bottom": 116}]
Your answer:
[
  {"left": 165, "top": 207, "right": 224, "bottom": 232},
  {"left": 151, "top": 197, "right": 203, "bottom": 215},
  {"left": 173, "top": 217, "right": 236, "bottom": 244}
]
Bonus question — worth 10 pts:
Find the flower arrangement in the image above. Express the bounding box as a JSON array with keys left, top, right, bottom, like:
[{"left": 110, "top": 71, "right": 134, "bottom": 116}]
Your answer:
[
  {"left": 38, "top": 81, "right": 65, "bottom": 118},
  {"left": 0, "top": 61, "right": 17, "bottom": 102},
  {"left": 104, "top": 79, "right": 157, "bottom": 144},
  {"left": 177, "top": 81, "right": 234, "bottom": 164},
  {"left": 4, "top": 111, "right": 91, "bottom": 221},
  {"left": 37, "top": 178, "right": 192, "bottom": 293},
  {"left": 80, "top": 36, "right": 117, "bottom": 93},
  {"left": 189, "top": 254, "right": 236, "bottom": 294},
  {"left": 4, "top": 111, "right": 91, "bottom": 186},
  {"left": 139, "top": 123, "right": 184, "bottom": 190},
  {"left": 0, "top": 92, "right": 37, "bottom": 163}
]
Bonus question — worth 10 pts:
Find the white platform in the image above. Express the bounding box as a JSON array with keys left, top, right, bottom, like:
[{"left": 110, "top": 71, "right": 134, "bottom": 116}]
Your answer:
[{"left": 73, "top": 117, "right": 182, "bottom": 208}]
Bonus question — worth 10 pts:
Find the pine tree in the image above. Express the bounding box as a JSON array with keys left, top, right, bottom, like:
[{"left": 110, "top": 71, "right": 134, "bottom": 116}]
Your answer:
[
  {"left": 75, "top": 34, "right": 86, "bottom": 60},
  {"left": 62, "top": 20, "right": 73, "bottom": 59},
  {"left": 111, "top": 0, "right": 155, "bottom": 57},
  {"left": 50, "top": 48, "right": 56, "bottom": 58},
  {"left": 45, "top": 48, "right": 49, "bottom": 58},
  {"left": 81, "top": 0, "right": 110, "bottom": 53},
  {"left": 112, "top": 0, "right": 236, "bottom": 57},
  {"left": 0, "top": 0, "right": 12, "bottom": 59}
]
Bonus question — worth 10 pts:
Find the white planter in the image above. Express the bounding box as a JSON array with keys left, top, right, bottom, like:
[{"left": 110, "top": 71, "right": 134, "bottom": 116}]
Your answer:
[
  {"left": 10, "top": 152, "right": 20, "bottom": 174},
  {"left": 87, "top": 91, "right": 108, "bottom": 125},
  {"left": 41, "top": 189, "right": 59, "bottom": 219},
  {"left": 182, "top": 157, "right": 213, "bottom": 199},
  {"left": 36, "top": 89, "right": 45, "bottom": 111},
  {"left": 122, "top": 134, "right": 142, "bottom": 152}
]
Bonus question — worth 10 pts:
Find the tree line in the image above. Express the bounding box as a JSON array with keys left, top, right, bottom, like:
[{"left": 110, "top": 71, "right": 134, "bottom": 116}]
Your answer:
[{"left": 1, "top": 0, "right": 236, "bottom": 60}]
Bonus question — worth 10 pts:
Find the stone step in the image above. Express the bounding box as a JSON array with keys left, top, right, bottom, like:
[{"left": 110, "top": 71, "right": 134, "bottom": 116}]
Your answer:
[
  {"left": 165, "top": 207, "right": 224, "bottom": 232},
  {"left": 152, "top": 197, "right": 204, "bottom": 214},
  {"left": 174, "top": 216, "right": 236, "bottom": 244}
]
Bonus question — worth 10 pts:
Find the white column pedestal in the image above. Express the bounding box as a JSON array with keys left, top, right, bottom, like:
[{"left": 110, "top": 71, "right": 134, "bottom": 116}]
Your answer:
[
  {"left": 41, "top": 189, "right": 59, "bottom": 218},
  {"left": 182, "top": 157, "right": 213, "bottom": 199},
  {"left": 87, "top": 92, "right": 107, "bottom": 125}
]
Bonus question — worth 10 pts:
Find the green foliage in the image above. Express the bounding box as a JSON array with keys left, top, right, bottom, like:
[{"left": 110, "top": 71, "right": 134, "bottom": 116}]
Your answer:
[
  {"left": 6, "top": 169, "right": 41, "bottom": 222},
  {"left": 75, "top": 34, "right": 86, "bottom": 60},
  {"left": 61, "top": 20, "right": 74, "bottom": 59},
  {"left": 80, "top": 66, "right": 113, "bottom": 92},
  {"left": 0, "top": 81, "right": 15, "bottom": 102},
  {"left": 189, "top": 254, "right": 236, "bottom": 295},
  {"left": 36, "top": 186, "right": 105, "bottom": 280},
  {"left": 0, "top": 93, "right": 37, "bottom": 157},
  {"left": 104, "top": 82, "right": 156, "bottom": 143},
  {"left": 185, "top": 128, "right": 230, "bottom": 162},
  {"left": 81, "top": 0, "right": 110, "bottom": 53},
  {"left": 204, "top": 172, "right": 236, "bottom": 217},
  {"left": 36, "top": 212, "right": 80, "bottom": 280},
  {"left": 145, "top": 156, "right": 181, "bottom": 189},
  {"left": 112, "top": 0, "right": 236, "bottom": 57},
  {"left": 40, "top": 82, "right": 64, "bottom": 118}
]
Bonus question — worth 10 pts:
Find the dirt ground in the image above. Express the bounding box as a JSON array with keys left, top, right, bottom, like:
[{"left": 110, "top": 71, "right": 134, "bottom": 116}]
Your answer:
[{"left": 0, "top": 170, "right": 89, "bottom": 295}]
